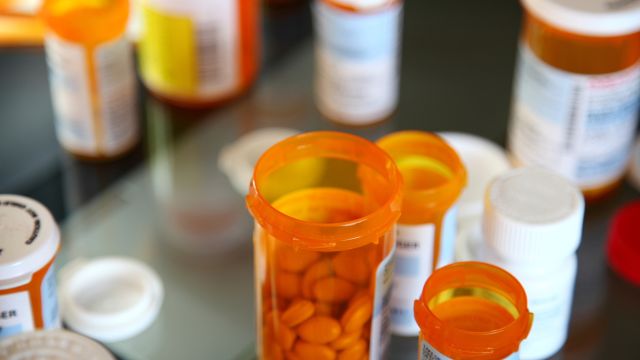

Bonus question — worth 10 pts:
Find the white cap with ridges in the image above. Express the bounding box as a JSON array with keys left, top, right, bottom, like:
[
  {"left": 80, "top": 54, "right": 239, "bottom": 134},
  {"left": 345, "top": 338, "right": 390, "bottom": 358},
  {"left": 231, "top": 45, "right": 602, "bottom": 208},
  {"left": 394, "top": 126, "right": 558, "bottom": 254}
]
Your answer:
[{"left": 483, "top": 168, "right": 585, "bottom": 263}]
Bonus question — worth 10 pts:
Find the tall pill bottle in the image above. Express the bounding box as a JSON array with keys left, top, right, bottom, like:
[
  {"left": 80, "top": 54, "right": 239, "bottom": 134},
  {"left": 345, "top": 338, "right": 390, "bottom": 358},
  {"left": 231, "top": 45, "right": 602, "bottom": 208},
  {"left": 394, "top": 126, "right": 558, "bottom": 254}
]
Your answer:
[
  {"left": 139, "top": 0, "right": 259, "bottom": 108},
  {"left": 376, "top": 131, "right": 466, "bottom": 336},
  {"left": 508, "top": 0, "right": 640, "bottom": 201},
  {"left": 479, "top": 168, "right": 585, "bottom": 360},
  {"left": 414, "top": 262, "right": 533, "bottom": 360},
  {"left": 313, "top": 0, "right": 403, "bottom": 126},
  {"left": 42, "top": 0, "right": 139, "bottom": 160},
  {"left": 0, "top": 195, "right": 61, "bottom": 339},
  {"left": 246, "top": 131, "right": 403, "bottom": 360}
]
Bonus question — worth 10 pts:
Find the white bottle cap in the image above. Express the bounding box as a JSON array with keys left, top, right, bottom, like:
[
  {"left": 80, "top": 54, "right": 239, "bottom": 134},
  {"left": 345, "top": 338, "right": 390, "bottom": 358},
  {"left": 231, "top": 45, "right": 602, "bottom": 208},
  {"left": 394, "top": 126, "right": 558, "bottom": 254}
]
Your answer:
[
  {"left": 521, "top": 0, "right": 640, "bottom": 37},
  {"left": 59, "top": 257, "right": 164, "bottom": 342},
  {"left": 0, "top": 195, "right": 59, "bottom": 282},
  {"left": 0, "top": 329, "right": 115, "bottom": 360},
  {"left": 484, "top": 168, "right": 585, "bottom": 263}
]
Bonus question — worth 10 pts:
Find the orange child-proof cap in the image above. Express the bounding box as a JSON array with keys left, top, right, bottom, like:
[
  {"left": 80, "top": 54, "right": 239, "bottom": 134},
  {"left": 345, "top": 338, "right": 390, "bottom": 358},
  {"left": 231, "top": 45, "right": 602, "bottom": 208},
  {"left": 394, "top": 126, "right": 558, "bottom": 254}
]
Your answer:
[{"left": 414, "top": 262, "right": 533, "bottom": 360}]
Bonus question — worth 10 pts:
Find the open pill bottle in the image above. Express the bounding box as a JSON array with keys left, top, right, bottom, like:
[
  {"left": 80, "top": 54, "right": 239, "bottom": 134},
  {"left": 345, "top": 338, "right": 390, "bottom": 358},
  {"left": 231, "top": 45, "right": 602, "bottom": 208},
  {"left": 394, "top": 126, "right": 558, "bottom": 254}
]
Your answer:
[
  {"left": 246, "top": 131, "right": 403, "bottom": 360},
  {"left": 414, "top": 261, "right": 532, "bottom": 360}
]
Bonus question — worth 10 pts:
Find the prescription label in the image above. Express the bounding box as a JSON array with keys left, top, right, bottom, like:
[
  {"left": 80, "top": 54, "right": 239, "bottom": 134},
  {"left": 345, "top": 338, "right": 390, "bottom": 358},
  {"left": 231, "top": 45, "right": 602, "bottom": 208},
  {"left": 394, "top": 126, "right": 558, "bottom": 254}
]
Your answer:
[
  {"left": 140, "top": 0, "right": 239, "bottom": 98},
  {"left": 390, "top": 207, "right": 457, "bottom": 335},
  {"left": 40, "top": 264, "right": 61, "bottom": 329},
  {"left": 314, "top": 1, "right": 402, "bottom": 124},
  {"left": 95, "top": 36, "right": 138, "bottom": 155},
  {"left": 419, "top": 339, "right": 520, "bottom": 360},
  {"left": 509, "top": 43, "right": 640, "bottom": 189},
  {"left": 369, "top": 241, "right": 395, "bottom": 360},
  {"left": 0, "top": 292, "right": 34, "bottom": 340},
  {"left": 45, "top": 33, "right": 94, "bottom": 154}
]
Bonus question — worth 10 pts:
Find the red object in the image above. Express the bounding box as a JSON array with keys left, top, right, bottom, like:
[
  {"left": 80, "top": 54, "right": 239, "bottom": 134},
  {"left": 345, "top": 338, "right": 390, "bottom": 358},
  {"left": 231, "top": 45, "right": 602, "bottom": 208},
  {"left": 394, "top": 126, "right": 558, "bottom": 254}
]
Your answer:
[{"left": 607, "top": 200, "right": 640, "bottom": 286}]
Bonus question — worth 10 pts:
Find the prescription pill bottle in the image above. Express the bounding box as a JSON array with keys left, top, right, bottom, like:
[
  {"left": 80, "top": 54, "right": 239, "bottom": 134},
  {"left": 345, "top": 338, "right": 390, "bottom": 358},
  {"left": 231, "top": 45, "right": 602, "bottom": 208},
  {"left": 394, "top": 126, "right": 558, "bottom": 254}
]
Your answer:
[
  {"left": 246, "top": 131, "right": 403, "bottom": 360},
  {"left": 376, "top": 131, "right": 466, "bottom": 336},
  {"left": 0, "top": 195, "right": 61, "bottom": 339},
  {"left": 313, "top": 0, "right": 403, "bottom": 126},
  {"left": 139, "top": 0, "right": 259, "bottom": 108},
  {"left": 508, "top": 0, "right": 640, "bottom": 201},
  {"left": 42, "top": 0, "right": 139, "bottom": 160},
  {"left": 414, "top": 262, "right": 533, "bottom": 360}
]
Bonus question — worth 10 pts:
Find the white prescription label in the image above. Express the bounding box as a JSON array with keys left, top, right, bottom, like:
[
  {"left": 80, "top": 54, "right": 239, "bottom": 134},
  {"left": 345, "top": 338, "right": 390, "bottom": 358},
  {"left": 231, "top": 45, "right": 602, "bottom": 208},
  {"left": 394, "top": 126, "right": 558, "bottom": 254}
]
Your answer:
[
  {"left": 0, "top": 292, "right": 34, "bottom": 339},
  {"left": 509, "top": 43, "right": 640, "bottom": 189},
  {"left": 369, "top": 241, "right": 395, "bottom": 360},
  {"left": 419, "top": 338, "right": 520, "bottom": 360},
  {"left": 391, "top": 207, "right": 457, "bottom": 335},
  {"left": 314, "top": 1, "right": 402, "bottom": 124}
]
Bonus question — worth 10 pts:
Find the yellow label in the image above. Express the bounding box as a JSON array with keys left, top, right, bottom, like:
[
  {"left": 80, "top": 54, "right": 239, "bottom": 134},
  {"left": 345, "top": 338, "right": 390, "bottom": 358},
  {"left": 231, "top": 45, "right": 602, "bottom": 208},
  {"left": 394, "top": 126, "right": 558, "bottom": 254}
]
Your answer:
[{"left": 139, "top": 5, "right": 197, "bottom": 96}]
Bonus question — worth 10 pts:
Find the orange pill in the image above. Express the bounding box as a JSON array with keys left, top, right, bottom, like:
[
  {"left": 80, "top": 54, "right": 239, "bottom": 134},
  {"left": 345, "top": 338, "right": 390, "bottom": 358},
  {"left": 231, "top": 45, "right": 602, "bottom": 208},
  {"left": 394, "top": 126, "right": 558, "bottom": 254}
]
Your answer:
[
  {"left": 277, "top": 245, "right": 320, "bottom": 273},
  {"left": 341, "top": 297, "right": 372, "bottom": 333},
  {"left": 314, "top": 302, "right": 334, "bottom": 316},
  {"left": 330, "top": 329, "right": 362, "bottom": 350},
  {"left": 285, "top": 351, "right": 303, "bottom": 360},
  {"left": 348, "top": 290, "right": 370, "bottom": 307},
  {"left": 333, "top": 250, "right": 369, "bottom": 285},
  {"left": 337, "top": 340, "right": 366, "bottom": 360},
  {"left": 294, "top": 341, "right": 337, "bottom": 360},
  {"left": 302, "top": 259, "right": 334, "bottom": 299},
  {"left": 276, "top": 271, "right": 301, "bottom": 299},
  {"left": 313, "top": 277, "right": 356, "bottom": 303},
  {"left": 277, "top": 324, "right": 297, "bottom": 351},
  {"left": 282, "top": 300, "right": 315, "bottom": 327},
  {"left": 298, "top": 316, "right": 342, "bottom": 344}
]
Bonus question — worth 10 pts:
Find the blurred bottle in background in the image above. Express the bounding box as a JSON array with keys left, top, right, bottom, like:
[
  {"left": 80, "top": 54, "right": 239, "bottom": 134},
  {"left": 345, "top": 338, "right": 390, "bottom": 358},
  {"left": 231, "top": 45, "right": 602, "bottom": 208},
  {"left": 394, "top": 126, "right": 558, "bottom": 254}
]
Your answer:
[
  {"left": 0, "top": 0, "right": 45, "bottom": 46},
  {"left": 313, "top": 0, "right": 402, "bottom": 126},
  {"left": 42, "top": 0, "right": 138, "bottom": 161},
  {"left": 508, "top": 0, "right": 640, "bottom": 201},
  {"left": 139, "top": 0, "right": 260, "bottom": 108}
]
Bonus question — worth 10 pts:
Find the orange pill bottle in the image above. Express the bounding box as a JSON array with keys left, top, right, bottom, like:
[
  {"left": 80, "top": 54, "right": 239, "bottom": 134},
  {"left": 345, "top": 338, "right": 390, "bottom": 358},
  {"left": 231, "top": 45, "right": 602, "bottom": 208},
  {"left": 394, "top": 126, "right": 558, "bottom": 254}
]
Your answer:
[
  {"left": 508, "top": 0, "right": 640, "bottom": 201},
  {"left": 376, "top": 131, "right": 466, "bottom": 336},
  {"left": 414, "top": 262, "right": 533, "bottom": 360},
  {"left": 246, "top": 131, "right": 403, "bottom": 360},
  {"left": 139, "top": 0, "right": 259, "bottom": 108},
  {"left": 42, "top": 0, "right": 139, "bottom": 160}
]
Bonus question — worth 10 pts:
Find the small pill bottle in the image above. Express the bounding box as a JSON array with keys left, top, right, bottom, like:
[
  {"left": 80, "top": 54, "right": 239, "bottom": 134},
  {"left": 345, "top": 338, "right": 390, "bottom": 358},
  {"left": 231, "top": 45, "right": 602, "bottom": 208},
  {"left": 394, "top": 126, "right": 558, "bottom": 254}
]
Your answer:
[
  {"left": 246, "top": 131, "right": 403, "bottom": 360},
  {"left": 139, "top": 0, "right": 259, "bottom": 108},
  {"left": 414, "top": 261, "right": 533, "bottom": 360},
  {"left": 42, "top": 0, "right": 139, "bottom": 160},
  {"left": 0, "top": 195, "right": 61, "bottom": 340},
  {"left": 313, "top": 0, "right": 403, "bottom": 126},
  {"left": 508, "top": 0, "right": 640, "bottom": 201},
  {"left": 376, "top": 131, "right": 466, "bottom": 336}
]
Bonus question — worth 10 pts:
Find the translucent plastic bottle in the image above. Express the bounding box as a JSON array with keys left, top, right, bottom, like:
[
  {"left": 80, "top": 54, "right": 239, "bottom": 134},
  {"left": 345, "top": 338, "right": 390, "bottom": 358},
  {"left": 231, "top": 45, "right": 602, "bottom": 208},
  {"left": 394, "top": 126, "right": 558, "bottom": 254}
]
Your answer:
[
  {"left": 246, "top": 131, "right": 403, "bottom": 360},
  {"left": 508, "top": 0, "right": 640, "bottom": 201},
  {"left": 314, "top": 0, "right": 403, "bottom": 126},
  {"left": 414, "top": 262, "right": 533, "bottom": 360},
  {"left": 42, "top": 0, "right": 138, "bottom": 160},
  {"left": 377, "top": 131, "right": 466, "bottom": 336},
  {"left": 139, "top": 0, "right": 259, "bottom": 108}
]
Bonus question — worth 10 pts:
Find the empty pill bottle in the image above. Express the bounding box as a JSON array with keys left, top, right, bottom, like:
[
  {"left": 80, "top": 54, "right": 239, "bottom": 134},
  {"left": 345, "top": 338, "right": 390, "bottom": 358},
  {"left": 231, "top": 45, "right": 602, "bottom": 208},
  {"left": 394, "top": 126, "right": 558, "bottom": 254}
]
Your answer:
[
  {"left": 0, "top": 195, "right": 61, "bottom": 340},
  {"left": 313, "top": 0, "right": 403, "bottom": 126},
  {"left": 376, "top": 131, "right": 466, "bottom": 336},
  {"left": 139, "top": 0, "right": 259, "bottom": 108},
  {"left": 42, "top": 0, "right": 139, "bottom": 160},
  {"left": 414, "top": 261, "right": 533, "bottom": 360},
  {"left": 246, "top": 131, "right": 403, "bottom": 360},
  {"left": 508, "top": 0, "right": 640, "bottom": 201}
]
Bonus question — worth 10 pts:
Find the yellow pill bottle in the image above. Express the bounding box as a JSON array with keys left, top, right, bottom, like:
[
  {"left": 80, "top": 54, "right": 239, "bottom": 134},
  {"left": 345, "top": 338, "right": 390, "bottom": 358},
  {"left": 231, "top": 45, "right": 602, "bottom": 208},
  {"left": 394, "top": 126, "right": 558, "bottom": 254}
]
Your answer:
[
  {"left": 414, "top": 262, "right": 533, "bottom": 360},
  {"left": 246, "top": 131, "right": 403, "bottom": 360},
  {"left": 42, "top": 0, "right": 139, "bottom": 160}
]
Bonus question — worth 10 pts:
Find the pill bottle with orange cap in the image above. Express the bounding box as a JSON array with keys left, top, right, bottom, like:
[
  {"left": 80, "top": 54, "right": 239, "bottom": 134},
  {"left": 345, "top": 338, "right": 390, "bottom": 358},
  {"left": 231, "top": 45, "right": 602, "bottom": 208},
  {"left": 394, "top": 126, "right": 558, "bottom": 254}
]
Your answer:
[
  {"left": 508, "top": 0, "right": 640, "bottom": 201},
  {"left": 246, "top": 131, "right": 403, "bottom": 360},
  {"left": 414, "top": 261, "right": 533, "bottom": 360},
  {"left": 139, "top": 0, "right": 259, "bottom": 108},
  {"left": 41, "top": 0, "right": 139, "bottom": 160},
  {"left": 0, "top": 195, "right": 61, "bottom": 339},
  {"left": 313, "top": 0, "right": 403, "bottom": 126},
  {"left": 376, "top": 131, "right": 466, "bottom": 336}
]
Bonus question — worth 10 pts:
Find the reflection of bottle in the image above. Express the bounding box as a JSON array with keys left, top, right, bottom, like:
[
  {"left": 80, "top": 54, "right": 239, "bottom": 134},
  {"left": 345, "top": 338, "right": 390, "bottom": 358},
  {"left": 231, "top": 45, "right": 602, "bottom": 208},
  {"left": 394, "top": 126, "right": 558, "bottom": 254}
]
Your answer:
[
  {"left": 139, "top": 0, "right": 260, "bottom": 108},
  {"left": 42, "top": 0, "right": 138, "bottom": 160},
  {"left": 508, "top": 0, "right": 640, "bottom": 201},
  {"left": 313, "top": 0, "right": 402, "bottom": 126}
]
